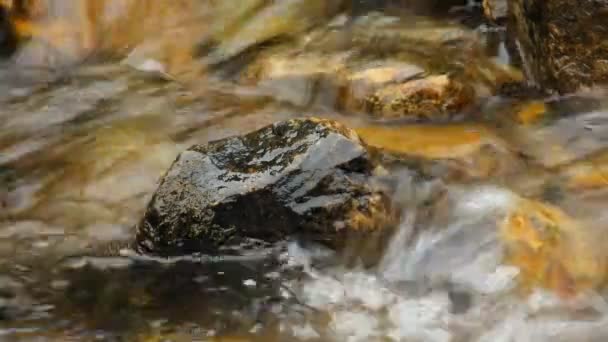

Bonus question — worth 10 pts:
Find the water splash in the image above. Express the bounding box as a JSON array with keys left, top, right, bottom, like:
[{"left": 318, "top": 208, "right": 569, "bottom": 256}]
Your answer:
[{"left": 282, "top": 184, "right": 608, "bottom": 341}]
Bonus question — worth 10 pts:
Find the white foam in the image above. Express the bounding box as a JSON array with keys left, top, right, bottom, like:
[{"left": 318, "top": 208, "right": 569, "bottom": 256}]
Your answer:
[
  {"left": 281, "top": 185, "right": 608, "bottom": 341},
  {"left": 291, "top": 323, "right": 321, "bottom": 340},
  {"left": 342, "top": 272, "right": 397, "bottom": 310},
  {"left": 388, "top": 293, "right": 452, "bottom": 342},
  {"left": 380, "top": 185, "right": 517, "bottom": 283},
  {"left": 330, "top": 311, "right": 380, "bottom": 342},
  {"left": 301, "top": 272, "right": 345, "bottom": 309}
]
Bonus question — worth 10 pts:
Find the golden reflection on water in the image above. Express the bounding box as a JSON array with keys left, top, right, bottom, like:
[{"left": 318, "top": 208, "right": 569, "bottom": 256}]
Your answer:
[{"left": 356, "top": 123, "right": 501, "bottom": 159}]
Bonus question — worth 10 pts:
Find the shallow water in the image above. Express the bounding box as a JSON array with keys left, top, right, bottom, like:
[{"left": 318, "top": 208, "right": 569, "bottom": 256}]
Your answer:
[{"left": 1, "top": 1, "right": 608, "bottom": 341}]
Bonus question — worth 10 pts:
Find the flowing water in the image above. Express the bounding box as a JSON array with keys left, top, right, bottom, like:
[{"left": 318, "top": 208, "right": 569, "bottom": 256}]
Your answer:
[{"left": 1, "top": 1, "right": 608, "bottom": 341}]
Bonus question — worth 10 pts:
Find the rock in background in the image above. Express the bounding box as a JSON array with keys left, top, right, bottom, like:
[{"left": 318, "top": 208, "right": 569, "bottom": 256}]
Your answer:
[{"left": 509, "top": 0, "right": 608, "bottom": 93}]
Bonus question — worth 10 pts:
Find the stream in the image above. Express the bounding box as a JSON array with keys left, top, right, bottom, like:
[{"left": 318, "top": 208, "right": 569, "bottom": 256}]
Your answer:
[{"left": 1, "top": 1, "right": 608, "bottom": 341}]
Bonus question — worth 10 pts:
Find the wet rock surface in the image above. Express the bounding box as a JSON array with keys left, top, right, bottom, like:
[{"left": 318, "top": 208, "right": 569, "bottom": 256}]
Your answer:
[
  {"left": 361, "top": 74, "right": 474, "bottom": 121},
  {"left": 136, "top": 118, "right": 397, "bottom": 256},
  {"left": 509, "top": 0, "right": 608, "bottom": 93}
]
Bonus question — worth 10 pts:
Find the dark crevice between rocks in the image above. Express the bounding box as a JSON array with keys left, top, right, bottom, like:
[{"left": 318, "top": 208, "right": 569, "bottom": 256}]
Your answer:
[{"left": 0, "top": 4, "right": 17, "bottom": 58}]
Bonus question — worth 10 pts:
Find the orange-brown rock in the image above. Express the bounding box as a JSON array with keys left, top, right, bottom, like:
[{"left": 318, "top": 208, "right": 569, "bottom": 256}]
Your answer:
[
  {"left": 340, "top": 62, "right": 424, "bottom": 111},
  {"left": 362, "top": 75, "right": 474, "bottom": 121}
]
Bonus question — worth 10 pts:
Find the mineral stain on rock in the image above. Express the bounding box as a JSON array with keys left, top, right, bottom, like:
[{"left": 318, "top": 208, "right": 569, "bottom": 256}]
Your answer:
[
  {"left": 136, "top": 118, "right": 397, "bottom": 257},
  {"left": 362, "top": 74, "right": 474, "bottom": 121}
]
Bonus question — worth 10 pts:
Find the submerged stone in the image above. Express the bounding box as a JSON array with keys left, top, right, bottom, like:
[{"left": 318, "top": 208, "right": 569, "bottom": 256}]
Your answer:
[
  {"left": 241, "top": 52, "right": 348, "bottom": 107},
  {"left": 206, "top": 0, "right": 345, "bottom": 64},
  {"left": 136, "top": 118, "right": 396, "bottom": 256}
]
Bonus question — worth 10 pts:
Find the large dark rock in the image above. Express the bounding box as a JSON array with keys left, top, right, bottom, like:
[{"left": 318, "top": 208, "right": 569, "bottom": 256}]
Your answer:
[
  {"left": 509, "top": 0, "right": 608, "bottom": 93},
  {"left": 136, "top": 118, "right": 397, "bottom": 257}
]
